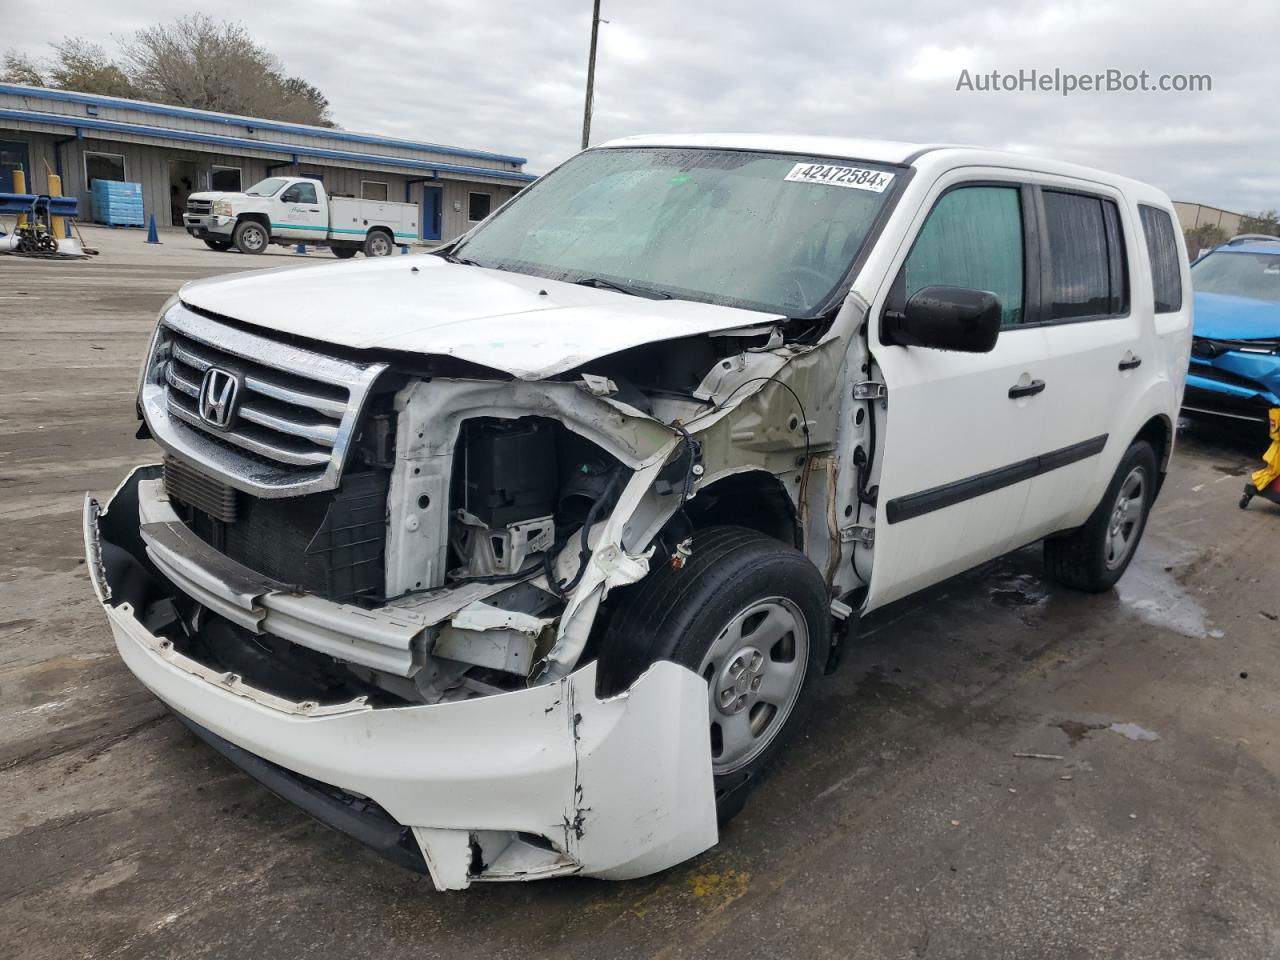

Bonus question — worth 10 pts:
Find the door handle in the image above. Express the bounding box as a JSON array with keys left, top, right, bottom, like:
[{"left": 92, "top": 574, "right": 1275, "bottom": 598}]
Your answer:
[
  {"left": 308, "top": 208, "right": 320, "bottom": 212},
  {"left": 1119, "top": 356, "right": 1142, "bottom": 371},
  {"left": 1008, "top": 379, "right": 1046, "bottom": 399}
]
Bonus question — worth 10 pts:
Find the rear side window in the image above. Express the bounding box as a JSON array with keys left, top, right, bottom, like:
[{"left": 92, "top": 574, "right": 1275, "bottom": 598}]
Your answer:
[
  {"left": 1138, "top": 205, "right": 1183, "bottom": 312},
  {"left": 1042, "top": 191, "right": 1128, "bottom": 320},
  {"left": 904, "top": 185, "right": 1025, "bottom": 326}
]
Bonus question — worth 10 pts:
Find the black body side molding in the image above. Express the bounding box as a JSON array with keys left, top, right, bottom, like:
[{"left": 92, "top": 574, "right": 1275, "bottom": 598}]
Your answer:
[{"left": 885, "top": 434, "right": 1108, "bottom": 524}]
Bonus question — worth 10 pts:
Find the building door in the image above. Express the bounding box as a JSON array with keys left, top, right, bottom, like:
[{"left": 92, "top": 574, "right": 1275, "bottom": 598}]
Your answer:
[
  {"left": 422, "top": 184, "right": 442, "bottom": 241},
  {"left": 168, "top": 159, "right": 200, "bottom": 226},
  {"left": 0, "top": 140, "right": 30, "bottom": 193}
]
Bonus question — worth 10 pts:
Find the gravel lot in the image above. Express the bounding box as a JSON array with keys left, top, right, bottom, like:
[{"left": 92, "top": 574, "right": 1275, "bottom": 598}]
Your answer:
[{"left": 2, "top": 226, "right": 1278, "bottom": 959}]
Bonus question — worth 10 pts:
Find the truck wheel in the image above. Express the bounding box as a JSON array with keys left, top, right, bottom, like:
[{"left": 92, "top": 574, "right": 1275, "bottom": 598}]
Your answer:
[
  {"left": 595, "top": 525, "right": 829, "bottom": 823},
  {"left": 233, "top": 220, "right": 269, "bottom": 255},
  {"left": 1043, "top": 440, "right": 1157, "bottom": 592},
  {"left": 331, "top": 246, "right": 358, "bottom": 259},
  {"left": 363, "top": 230, "right": 394, "bottom": 257},
  {"left": 202, "top": 238, "right": 233, "bottom": 251}
]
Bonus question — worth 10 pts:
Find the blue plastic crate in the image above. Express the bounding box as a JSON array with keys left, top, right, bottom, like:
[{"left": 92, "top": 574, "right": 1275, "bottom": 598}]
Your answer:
[{"left": 91, "top": 180, "right": 146, "bottom": 225}]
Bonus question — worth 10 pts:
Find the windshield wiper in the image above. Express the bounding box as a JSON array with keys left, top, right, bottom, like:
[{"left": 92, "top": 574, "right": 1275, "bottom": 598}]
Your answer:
[
  {"left": 436, "top": 248, "right": 482, "bottom": 266},
  {"left": 572, "top": 277, "right": 672, "bottom": 300}
]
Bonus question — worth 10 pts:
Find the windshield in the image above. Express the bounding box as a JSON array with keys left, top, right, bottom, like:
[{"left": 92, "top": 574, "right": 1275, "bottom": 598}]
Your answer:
[
  {"left": 1192, "top": 250, "right": 1280, "bottom": 303},
  {"left": 245, "top": 177, "right": 288, "bottom": 197},
  {"left": 455, "top": 147, "right": 899, "bottom": 316}
]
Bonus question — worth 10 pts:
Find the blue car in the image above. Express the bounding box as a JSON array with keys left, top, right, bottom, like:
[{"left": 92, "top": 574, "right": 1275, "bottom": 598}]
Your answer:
[{"left": 1185, "top": 237, "right": 1280, "bottom": 423}]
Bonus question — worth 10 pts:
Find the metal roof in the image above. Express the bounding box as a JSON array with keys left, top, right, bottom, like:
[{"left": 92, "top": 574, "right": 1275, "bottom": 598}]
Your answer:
[
  {"left": 0, "top": 106, "right": 538, "bottom": 184},
  {"left": 0, "top": 82, "right": 528, "bottom": 167}
]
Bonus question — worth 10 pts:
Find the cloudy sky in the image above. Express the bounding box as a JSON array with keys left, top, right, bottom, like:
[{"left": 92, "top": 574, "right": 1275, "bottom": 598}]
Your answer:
[{"left": 7, "top": 0, "right": 1277, "bottom": 212}]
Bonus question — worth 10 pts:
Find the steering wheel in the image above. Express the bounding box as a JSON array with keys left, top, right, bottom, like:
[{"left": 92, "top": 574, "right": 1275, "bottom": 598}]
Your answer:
[{"left": 776, "top": 266, "right": 833, "bottom": 307}]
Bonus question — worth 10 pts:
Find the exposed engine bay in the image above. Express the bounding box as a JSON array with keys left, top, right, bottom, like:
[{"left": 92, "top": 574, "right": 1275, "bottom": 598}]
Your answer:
[{"left": 108, "top": 295, "right": 881, "bottom": 715}]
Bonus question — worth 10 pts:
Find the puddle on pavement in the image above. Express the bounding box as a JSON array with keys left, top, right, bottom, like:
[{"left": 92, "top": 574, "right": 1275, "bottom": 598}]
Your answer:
[
  {"left": 1114, "top": 544, "right": 1211, "bottom": 639},
  {"left": 1109, "top": 722, "right": 1160, "bottom": 742},
  {"left": 986, "top": 569, "right": 1050, "bottom": 610},
  {"left": 1212, "top": 463, "right": 1250, "bottom": 476},
  {"left": 1057, "top": 720, "right": 1106, "bottom": 745}
]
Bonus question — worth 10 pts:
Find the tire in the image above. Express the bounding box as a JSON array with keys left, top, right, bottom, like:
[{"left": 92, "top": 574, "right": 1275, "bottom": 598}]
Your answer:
[
  {"left": 595, "top": 525, "right": 829, "bottom": 822},
  {"left": 363, "top": 230, "right": 394, "bottom": 257},
  {"left": 232, "top": 220, "right": 269, "bottom": 255},
  {"left": 332, "top": 246, "right": 358, "bottom": 259},
  {"left": 1043, "top": 440, "right": 1158, "bottom": 592},
  {"left": 202, "top": 238, "right": 233, "bottom": 251}
]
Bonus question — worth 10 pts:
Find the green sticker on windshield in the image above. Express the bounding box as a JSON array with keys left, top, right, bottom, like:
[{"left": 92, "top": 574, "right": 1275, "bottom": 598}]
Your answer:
[{"left": 669, "top": 174, "right": 691, "bottom": 184}]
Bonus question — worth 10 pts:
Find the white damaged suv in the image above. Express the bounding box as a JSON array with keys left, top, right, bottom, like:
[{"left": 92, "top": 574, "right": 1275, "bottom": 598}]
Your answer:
[{"left": 84, "top": 135, "right": 1192, "bottom": 889}]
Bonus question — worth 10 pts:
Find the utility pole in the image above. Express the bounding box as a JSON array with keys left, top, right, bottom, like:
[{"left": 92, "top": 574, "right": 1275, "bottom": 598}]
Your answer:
[{"left": 581, "top": 0, "right": 602, "bottom": 150}]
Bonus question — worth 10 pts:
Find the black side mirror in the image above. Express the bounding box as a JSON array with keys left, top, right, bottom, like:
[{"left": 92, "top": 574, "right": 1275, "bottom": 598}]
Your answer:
[
  {"left": 281, "top": 191, "right": 298, "bottom": 203},
  {"left": 882, "top": 284, "right": 1001, "bottom": 353}
]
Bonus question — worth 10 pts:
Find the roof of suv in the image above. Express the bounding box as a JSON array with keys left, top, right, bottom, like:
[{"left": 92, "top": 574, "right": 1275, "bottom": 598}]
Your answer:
[
  {"left": 598, "top": 133, "right": 940, "bottom": 165},
  {"left": 596, "top": 134, "right": 1158, "bottom": 199},
  {"left": 1207, "top": 242, "right": 1280, "bottom": 256}
]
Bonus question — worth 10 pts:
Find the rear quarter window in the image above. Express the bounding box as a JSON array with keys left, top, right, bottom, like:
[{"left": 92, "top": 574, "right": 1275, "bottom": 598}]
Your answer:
[{"left": 1138, "top": 205, "right": 1184, "bottom": 313}]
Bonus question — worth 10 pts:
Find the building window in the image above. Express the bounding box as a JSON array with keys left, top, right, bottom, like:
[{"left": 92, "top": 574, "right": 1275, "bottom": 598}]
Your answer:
[
  {"left": 211, "top": 165, "right": 242, "bottom": 191},
  {"left": 361, "top": 180, "right": 389, "bottom": 202},
  {"left": 85, "top": 151, "right": 126, "bottom": 187},
  {"left": 468, "top": 191, "right": 492, "bottom": 222},
  {"left": 1042, "top": 190, "right": 1129, "bottom": 320},
  {"left": 0, "top": 139, "right": 30, "bottom": 194},
  {"left": 1138, "top": 205, "right": 1184, "bottom": 313}
]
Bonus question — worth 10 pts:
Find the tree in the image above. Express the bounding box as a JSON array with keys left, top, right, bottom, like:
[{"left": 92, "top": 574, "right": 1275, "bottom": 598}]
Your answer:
[
  {"left": 275, "top": 75, "right": 336, "bottom": 128},
  {"left": 1239, "top": 210, "right": 1280, "bottom": 238},
  {"left": 4, "top": 39, "right": 134, "bottom": 97},
  {"left": 3, "top": 16, "right": 334, "bottom": 127},
  {"left": 1, "top": 50, "right": 46, "bottom": 87},
  {"left": 1184, "top": 223, "right": 1228, "bottom": 258},
  {"left": 47, "top": 39, "right": 135, "bottom": 98},
  {"left": 120, "top": 15, "right": 333, "bottom": 126}
]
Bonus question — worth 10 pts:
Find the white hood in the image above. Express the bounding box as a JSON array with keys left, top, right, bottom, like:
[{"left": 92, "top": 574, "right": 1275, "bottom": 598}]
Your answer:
[
  {"left": 187, "top": 190, "right": 247, "bottom": 203},
  {"left": 179, "top": 256, "right": 780, "bottom": 380}
]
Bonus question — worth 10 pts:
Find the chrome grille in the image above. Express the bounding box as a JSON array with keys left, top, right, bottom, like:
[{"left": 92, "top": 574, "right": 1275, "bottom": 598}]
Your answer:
[
  {"left": 141, "top": 303, "right": 387, "bottom": 498},
  {"left": 187, "top": 199, "right": 212, "bottom": 215}
]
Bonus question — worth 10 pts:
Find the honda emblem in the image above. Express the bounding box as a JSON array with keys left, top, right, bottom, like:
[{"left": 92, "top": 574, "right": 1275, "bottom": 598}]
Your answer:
[{"left": 199, "top": 367, "right": 240, "bottom": 429}]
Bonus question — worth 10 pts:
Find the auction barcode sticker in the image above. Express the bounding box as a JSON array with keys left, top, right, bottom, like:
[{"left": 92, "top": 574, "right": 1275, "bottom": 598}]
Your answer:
[{"left": 784, "top": 163, "right": 894, "bottom": 193}]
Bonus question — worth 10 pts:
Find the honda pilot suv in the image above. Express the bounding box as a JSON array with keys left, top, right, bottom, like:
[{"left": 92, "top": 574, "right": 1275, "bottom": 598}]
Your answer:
[{"left": 84, "top": 135, "right": 1192, "bottom": 890}]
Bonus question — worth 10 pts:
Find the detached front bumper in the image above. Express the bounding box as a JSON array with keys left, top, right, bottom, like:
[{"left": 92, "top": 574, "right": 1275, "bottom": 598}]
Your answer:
[{"left": 84, "top": 468, "right": 718, "bottom": 890}]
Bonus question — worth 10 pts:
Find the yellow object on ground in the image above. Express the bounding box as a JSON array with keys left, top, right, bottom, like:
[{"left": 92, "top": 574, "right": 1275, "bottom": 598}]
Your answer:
[
  {"left": 48, "top": 173, "right": 65, "bottom": 239},
  {"left": 12, "top": 168, "right": 27, "bottom": 226},
  {"left": 1251, "top": 408, "right": 1280, "bottom": 491}
]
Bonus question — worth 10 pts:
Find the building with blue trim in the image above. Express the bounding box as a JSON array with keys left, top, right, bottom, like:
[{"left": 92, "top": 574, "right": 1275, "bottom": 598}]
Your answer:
[{"left": 0, "top": 83, "right": 537, "bottom": 242}]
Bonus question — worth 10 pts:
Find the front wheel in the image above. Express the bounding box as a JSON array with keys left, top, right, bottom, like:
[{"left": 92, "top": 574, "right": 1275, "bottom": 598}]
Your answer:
[
  {"left": 202, "top": 238, "right": 233, "bottom": 251},
  {"left": 595, "top": 526, "right": 829, "bottom": 822},
  {"left": 331, "top": 245, "right": 358, "bottom": 259},
  {"left": 232, "top": 220, "right": 269, "bottom": 255},
  {"left": 363, "top": 230, "right": 394, "bottom": 257},
  {"left": 1043, "top": 440, "right": 1158, "bottom": 592}
]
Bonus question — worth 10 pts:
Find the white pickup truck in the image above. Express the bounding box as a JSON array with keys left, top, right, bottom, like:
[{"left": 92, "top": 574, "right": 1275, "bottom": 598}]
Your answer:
[{"left": 183, "top": 175, "right": 420, "bottom": 257}]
